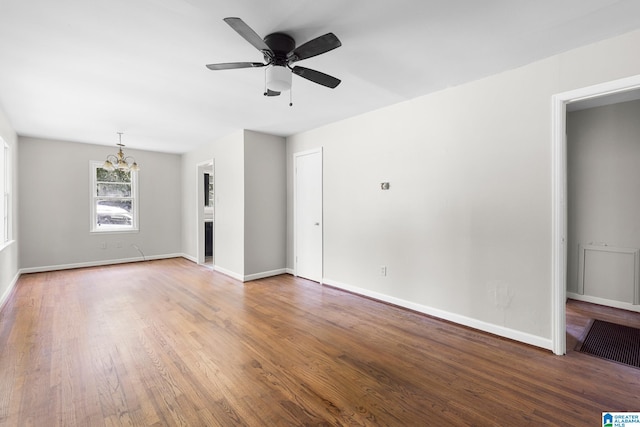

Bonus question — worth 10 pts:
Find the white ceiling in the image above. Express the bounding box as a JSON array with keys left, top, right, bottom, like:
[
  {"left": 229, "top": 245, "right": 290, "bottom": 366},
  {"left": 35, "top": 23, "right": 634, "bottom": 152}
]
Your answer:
[{"left": 2, "top": 0, "right": 640, "bottom": 153}]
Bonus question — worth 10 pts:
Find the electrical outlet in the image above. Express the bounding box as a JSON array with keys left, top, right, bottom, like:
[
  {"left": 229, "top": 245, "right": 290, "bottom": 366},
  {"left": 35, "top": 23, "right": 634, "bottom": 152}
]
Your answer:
[
  {"left": 380, "top": 266, "right": 387, "bottom": 276},
  {"left": 100, "top": 242, "right": 107, "bottom": 249}
]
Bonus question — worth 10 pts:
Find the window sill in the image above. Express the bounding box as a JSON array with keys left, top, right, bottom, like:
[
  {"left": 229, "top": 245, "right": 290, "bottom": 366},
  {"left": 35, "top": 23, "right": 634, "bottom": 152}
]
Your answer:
[{"left": 90, "top": 228, "right": 139, "bottom": 235}]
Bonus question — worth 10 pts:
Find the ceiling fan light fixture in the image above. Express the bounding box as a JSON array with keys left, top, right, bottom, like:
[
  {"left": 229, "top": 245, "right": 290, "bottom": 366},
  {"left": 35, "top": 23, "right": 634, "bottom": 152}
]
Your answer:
[{"left": 266, "top": 65, "right": 291, "bottom": 92}]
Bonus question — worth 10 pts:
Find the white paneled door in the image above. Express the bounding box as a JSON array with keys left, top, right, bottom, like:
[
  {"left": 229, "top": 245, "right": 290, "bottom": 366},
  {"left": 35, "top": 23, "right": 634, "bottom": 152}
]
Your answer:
[{"left": 294, "top": 149, "right": 323, "bottom": 282}]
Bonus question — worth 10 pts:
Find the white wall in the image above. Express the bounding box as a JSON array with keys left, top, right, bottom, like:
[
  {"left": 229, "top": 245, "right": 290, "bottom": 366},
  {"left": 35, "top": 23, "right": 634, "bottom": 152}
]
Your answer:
[
  {"left": 567, "top": 100, "right": 640, "bottom": 303},
  {"left": 0, "top": 104, "right": 18, "bottom": 307},
  {"left": 286, "top": 28, "right": 640, "bottom": 349},
  {"left": 18, "top": 136, "right": 182, "bottom": 270},
  {"left": 244, "top": 130, "right": 286, "bottom": 277},
  {"left": 181, "top": 131, "right": 245, "bottom": 277},
  {"left": 181, "top": 130, "right": 286, "bottom": 280}
]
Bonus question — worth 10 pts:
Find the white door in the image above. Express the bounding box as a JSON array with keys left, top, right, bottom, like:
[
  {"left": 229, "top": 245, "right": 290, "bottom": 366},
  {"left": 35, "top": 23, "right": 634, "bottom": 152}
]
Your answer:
[{"left": 295, "top": 149, "right": 323, "bottom": 282}]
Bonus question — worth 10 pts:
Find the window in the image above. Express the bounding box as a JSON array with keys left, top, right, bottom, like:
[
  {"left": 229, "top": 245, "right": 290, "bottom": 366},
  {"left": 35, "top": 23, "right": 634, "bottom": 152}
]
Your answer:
[
  {"left": 1, "top": 140, "right": 9, "bottom": 244},
  {"left": 90, "top": 161, "right": 138, "bottom": 232}
]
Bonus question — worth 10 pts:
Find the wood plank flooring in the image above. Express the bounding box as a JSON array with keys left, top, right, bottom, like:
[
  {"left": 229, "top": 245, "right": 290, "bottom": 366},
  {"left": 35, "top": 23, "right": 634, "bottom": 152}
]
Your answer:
[{"left": 1, "top": 257, "right": 640, "bottom": 426}]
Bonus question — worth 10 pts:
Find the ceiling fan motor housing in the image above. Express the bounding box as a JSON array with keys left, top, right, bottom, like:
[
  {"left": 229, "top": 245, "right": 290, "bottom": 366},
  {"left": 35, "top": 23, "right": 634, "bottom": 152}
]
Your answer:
[{"left": 263, "top": 33, "right": 296, "bottom": 65}]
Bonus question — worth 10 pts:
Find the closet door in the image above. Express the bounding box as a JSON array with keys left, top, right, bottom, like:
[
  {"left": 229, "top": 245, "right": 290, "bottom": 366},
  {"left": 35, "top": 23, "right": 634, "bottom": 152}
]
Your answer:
[{"left": 294, "top": 149, "right": 322, "bottom": 282}]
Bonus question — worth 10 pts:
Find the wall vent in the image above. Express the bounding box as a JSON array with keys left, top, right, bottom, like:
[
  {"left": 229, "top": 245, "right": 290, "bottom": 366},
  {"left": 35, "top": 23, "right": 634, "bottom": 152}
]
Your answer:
[{"left": 578, "top": 244, "right": 640, "bottom": 305}]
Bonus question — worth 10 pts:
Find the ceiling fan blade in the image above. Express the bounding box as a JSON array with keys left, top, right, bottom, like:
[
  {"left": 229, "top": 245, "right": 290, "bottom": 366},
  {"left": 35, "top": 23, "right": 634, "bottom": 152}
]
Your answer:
[
  {"left": 223, "top": 17, "right": 273, "bottom": 56},
  {"left": 292, "top": 66, "right": 341, "bottom": 88},
  {"left": 288, "top": 33, "right": 341, "bottom": 62},
  {"left": 206, "top": 62, "right": 266, "bottom": 70},
  {"left": 265, "top": 89, "right": 281, "bottom": 97}
]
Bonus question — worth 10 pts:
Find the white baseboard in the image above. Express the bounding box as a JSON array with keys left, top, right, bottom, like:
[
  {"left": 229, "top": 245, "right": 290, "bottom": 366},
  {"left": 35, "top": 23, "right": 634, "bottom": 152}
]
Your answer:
[
  {"left": 20, "top": 253, "right": 184, "bottom": 274},
  {"left": 190, "top": 262, "right": 287, "bottom": 283},
  {"left": 323, "top": 277, "right": 553, "bottom": 352},
  {"left": 286, "top": 268, "right": 295, "bottom": 275},
  {"left": 212, "top": 265, "right": 244, "bottom": 282},
  {"left": 181, "top": 253, "right": 198, "bottom": 264},
  {"left": 244, "top": 268, "right": 287, "bottom": 282},
  {"left": 567, "top": 292, "right": 640, "bottom": 313},
  {"left": 0, "top": 271, "right": 20, "bottom": 313}
]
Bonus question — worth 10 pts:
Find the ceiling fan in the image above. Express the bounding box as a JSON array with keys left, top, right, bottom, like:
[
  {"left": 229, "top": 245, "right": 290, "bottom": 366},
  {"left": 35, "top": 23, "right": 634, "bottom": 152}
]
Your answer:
[{"left": 206, "top": 17, "right": 342, "bottom": 100}]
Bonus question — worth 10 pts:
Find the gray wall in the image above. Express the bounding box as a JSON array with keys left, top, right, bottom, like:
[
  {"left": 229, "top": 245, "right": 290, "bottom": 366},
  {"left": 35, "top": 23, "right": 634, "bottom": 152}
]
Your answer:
[
  {"left": 19, "top": 136, "right": 182, "bottom": 270},
  {"left": 244, "top": 130, "right": 286, "bottom": 276},
  {"left": 0, "top": 104, "right": 18, "bottom": 305},
  {"left": 567, "top": 99, "right": 640, "bottom": 304}
]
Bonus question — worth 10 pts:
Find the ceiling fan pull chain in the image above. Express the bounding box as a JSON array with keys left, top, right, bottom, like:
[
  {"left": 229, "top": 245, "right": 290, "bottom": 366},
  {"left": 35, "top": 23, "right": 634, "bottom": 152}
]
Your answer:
[
  {"left": 263, "top": 68, "right": 268, "bottom": 96},
  {"left": 289, "top": 80, "right": 293, "bottom": 106}
]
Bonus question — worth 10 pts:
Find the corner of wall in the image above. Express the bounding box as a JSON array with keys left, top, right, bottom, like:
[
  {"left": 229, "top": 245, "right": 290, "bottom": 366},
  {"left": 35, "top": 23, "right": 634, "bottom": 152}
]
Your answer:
[{"left": 0, "top": 104, "right": 20, "bottom": 309}]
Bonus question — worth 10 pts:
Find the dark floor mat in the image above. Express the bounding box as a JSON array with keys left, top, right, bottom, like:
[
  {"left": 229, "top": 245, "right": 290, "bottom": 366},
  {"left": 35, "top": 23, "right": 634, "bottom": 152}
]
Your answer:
[{"left": 578, "top": 319, "right": 640, "bottom": 368}]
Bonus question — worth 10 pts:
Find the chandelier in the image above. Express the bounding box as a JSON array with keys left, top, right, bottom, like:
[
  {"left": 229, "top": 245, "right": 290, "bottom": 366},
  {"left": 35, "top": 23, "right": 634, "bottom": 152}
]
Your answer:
[{"left": 103, "top": 132, "right": 140, "bottom": 172}]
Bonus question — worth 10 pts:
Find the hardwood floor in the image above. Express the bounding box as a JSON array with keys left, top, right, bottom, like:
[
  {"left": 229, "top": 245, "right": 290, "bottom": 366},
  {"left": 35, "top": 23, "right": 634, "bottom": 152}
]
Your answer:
[{"left": 1, "top": 258, "right": 639, "bottom": 426}]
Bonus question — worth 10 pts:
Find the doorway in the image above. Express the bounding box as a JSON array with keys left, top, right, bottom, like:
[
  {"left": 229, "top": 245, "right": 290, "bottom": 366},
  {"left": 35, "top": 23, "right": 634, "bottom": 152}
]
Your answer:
[
  {"left": 294, "top": 148, "right": 323, "bottom": 282},
  {"left": 551, "top": 74, "right": 640, "bottom": 355},
  {"left": 196, "top": 160, "right": 214, "bottom": 268}
]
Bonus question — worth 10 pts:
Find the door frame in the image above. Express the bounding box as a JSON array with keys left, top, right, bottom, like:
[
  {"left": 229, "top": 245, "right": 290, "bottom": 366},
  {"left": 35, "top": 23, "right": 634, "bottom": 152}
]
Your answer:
[
  {"left": 196, "top": 159, "right": 214, "bottom": 267},
  {"left": 551, "top": 74, "right": 640, "bottom": 355},
  {"left": 293, "top": 147, "right": 323, "bottom": 281}
]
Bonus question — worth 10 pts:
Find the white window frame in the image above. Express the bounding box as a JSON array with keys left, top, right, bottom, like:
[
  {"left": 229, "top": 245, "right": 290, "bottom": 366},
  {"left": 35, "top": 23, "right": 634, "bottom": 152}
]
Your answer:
[
  {"left": 90, "top": 160, "right": 139, "bottom": 233},
  {"left": 1, "top": 139, "right": 9, "bottom": 246}
]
